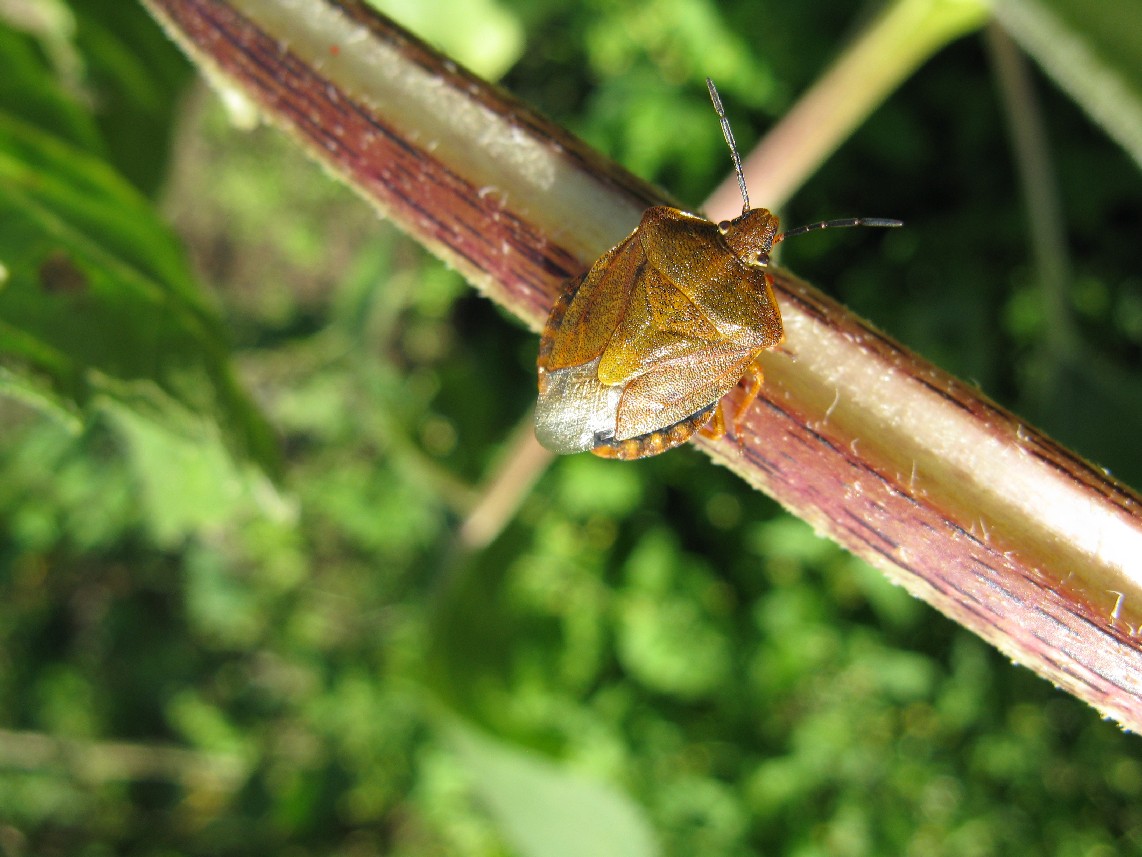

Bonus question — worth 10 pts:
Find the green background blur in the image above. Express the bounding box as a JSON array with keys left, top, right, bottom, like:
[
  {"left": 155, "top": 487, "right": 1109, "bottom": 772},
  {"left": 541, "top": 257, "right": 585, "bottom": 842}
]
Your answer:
[{"left": 1, "top": 0, "right": 1141, "bottom": 855}]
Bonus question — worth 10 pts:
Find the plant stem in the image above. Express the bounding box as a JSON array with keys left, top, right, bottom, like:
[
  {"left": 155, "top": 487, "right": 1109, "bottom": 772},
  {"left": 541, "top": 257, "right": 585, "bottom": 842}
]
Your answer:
[
  {"left": 143, "top": 0, "right": 1142, "bottom": 730},
  {"left": 985, "top": 24, "right": 1075, "bottom": 403}
]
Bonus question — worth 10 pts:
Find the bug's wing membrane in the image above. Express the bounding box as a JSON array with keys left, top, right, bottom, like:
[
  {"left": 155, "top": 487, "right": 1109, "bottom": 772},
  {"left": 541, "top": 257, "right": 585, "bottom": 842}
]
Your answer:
[
  {"left": 614, "top": 345, "right": 757, "bottom": 442},
  {"left": 535, "top": 356, "right": 624, "bottom": 454},
  {"left": 541, "top": 230, "right": 644, "bottom": 371}
]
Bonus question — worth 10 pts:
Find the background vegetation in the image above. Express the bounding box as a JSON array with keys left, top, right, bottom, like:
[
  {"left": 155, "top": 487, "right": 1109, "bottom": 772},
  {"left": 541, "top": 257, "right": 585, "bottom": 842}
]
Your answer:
[{"left": 1, "top": 0, "right": 1141, "bottom": 855}]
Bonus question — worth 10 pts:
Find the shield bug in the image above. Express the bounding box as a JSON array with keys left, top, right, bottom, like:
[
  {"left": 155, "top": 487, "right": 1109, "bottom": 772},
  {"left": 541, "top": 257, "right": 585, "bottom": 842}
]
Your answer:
[{"left": 536, "top": 79, "right": 901, "bottom": 460}]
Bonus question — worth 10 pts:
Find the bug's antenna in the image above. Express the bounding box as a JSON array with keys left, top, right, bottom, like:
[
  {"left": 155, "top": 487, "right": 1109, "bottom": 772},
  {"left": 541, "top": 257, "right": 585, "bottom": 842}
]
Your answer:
[
  {"left": 775, "top": 217, "right": 903, "bottom": 243},
  {"left": 706, "top": 78, "right": 750, "bottom": 215}
]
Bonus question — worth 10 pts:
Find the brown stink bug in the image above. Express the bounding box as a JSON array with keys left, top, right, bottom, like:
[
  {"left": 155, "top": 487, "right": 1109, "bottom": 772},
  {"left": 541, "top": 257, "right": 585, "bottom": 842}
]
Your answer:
[{"left": 536, "top": 79, "right": 900, "bottom": 459}]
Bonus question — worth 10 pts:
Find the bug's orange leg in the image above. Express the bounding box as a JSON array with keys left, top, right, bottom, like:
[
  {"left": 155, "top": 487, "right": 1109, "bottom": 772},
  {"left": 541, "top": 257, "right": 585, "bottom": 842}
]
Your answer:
[
  {"left": 698, "top": 403, "right": 727, "bottom": 440},
  {"left": 731, "top": 360, "right": 765, "bottom": 434},
  {"left": 698, "top": 360, "right": 765, "bottom": 447}
]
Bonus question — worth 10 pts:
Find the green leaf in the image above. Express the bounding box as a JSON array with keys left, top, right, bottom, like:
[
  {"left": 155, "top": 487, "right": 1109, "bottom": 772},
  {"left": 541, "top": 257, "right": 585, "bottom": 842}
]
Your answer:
[
  {"left": 446, "top": 718, "right": 660, "bottom": 857},
  {"left": 0, "top": 24, "right": 102, "bottom": 155},
  {"left": 109, "top": 405, "right": 291, "bottom": 547},
  {"left": 71, "top": 0, "right": 193, "bottom": 194},
  {"left": 993, "top": 0, "right": 1142, "bottom": 170},
  {"left": 0, "top": 112, "right": 279, "bottom": 477}
]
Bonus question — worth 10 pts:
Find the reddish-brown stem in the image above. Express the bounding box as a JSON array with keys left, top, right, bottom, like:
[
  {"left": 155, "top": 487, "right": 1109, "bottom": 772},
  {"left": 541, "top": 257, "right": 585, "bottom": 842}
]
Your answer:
[{"left": 143, "top": 0, "right": 1142, "bottom": 729}]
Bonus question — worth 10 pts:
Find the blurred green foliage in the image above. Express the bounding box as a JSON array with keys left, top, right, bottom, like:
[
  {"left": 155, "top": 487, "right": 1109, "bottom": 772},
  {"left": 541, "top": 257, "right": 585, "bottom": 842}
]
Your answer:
[{"left": 1, "top": 1, "right": 1141, "bottom": 856}]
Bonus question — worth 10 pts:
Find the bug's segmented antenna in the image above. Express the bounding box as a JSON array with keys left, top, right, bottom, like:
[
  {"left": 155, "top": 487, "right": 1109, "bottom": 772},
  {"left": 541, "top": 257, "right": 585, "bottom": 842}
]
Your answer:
[
  {"left": 776, "top": 217, "right": 904, "bottom": 243},
  {"left": 706, "top": 78, "right": 750, "bottom": 215}
]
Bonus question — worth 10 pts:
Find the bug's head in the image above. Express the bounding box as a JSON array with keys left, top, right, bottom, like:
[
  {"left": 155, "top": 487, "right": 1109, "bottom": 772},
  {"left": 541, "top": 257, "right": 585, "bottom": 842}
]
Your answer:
[
  {"left": 706, "top": 79, "right": 779, "bottom": 268},
  {"left": 719, "top": 208, "right": 780, "bottom": 268},
  {"left": 706, "top": 78, "right": 902, "bottom": 267}
]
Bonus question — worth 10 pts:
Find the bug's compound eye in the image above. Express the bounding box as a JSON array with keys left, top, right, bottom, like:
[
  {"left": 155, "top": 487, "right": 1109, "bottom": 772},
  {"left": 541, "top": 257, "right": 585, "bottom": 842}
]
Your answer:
[{"left": 717, "top": 220, "right": 732, "bottom": 234}]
